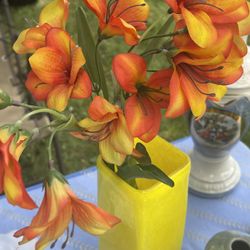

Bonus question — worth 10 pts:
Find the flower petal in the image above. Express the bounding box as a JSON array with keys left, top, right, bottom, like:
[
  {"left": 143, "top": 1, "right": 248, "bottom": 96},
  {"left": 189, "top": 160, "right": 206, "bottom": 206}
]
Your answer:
[
  {"left": 25, "top": 71, "right": 53, "bottom": 101},
  {"left": 109, "top": 114, "right": 133, "bottom": 155},
  {"left": 72, "top": 198, "right": 120, "bottom": 235},
  {"left": 29, "top": 47, "right": 68, "bottom": 85},
  {"left": 4, "top": 155, "right": 37, "bottom": 209},
  {"left": 112, "top": 53, "right": 146, "bottom": 93},
  {"left": 0, "top": 128, "right": 11, "bottom": 144},
  {"left": 211, "top": 2, "right": 249, "bottom": 24},
  {"left": 181, "top": 7, "right": 217, "bottom": 48},
  {"left": 47, "top": 84, "right": 73, "bottom": 111},
  {"left": 111, "top": 0, "right": 149, "bottom": 31},
  {"left": 107, "top": 17, "right": 140, "bottom": 46},
  {"left": 88, "top": 96, "right": 118, "bottom": 121},
  {"left": 71, "top": 69, "right": 92, "bottom": 99},
  {"left": 165, "top": 0, "right": 179, "bottom": 13},
  {"left": 39, "top": 0, "right": 69, "bottom": 28},
  {"left": 82, "top": 0, "right": 107, "bottom": 22},
  {"left": 69, "top": 47, "right": 86, "bottom": 85},
  {"left": 46, "top": 28, "right": 76, "bottom": 67},
  {"left": 35, "top": 205, "right": 72, "bottom": 250},
  {"left": 179, "top": 70, "right": 207, "bottom": 118},
  {"left": 239, "top": 3, "right": 250, "bottom": 36},
  {"left": 99, "top": 138, "right": 126, "bottom": 165},
  {"left": 166, "top": 69, "right": 189, "bottom": 118},
  {"left": 125, "top": 95, "right": 155, "bottom": 138},
  {"left": 12, "top": 29, "right": 34, "bottom": 54},
  {"left": 22, "top": 23, "right": 51, "bottom": 50},
  {"left": 139, "top": 109, "right": 161, "bottom": 142},
  {"left": 146, "top": 69, "right": 171, "bottom": 108}
]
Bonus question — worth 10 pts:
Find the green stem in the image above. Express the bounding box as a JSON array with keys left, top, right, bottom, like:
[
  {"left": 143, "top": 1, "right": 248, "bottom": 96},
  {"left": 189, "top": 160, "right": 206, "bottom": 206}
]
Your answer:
[
  {"left": 48, "top": 130, "right": 57, "bottom": 162},
  {"left": 140, "top": 48, "right": 162, "bottom": 57},
  {"left": 140, "top": 30, "right": 184, "bottom": 43},
  {"left": 17, "top": 108, "right": 67, "bottom": 125},
  {"left": 12, "top": 100, "right": 40, "bottom": 110}
]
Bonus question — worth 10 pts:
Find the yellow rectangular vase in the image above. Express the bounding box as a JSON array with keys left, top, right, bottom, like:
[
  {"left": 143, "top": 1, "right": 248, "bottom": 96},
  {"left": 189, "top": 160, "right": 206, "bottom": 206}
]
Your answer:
[{"left": 97, "top": 136, "right": 191, "bottom": 250}]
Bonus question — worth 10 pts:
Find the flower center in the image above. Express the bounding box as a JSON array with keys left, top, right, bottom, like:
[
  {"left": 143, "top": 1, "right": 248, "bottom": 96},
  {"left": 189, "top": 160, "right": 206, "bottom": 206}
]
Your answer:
[
  {"left": 179, "top": 63, "right": 225, "bottom": 97},
  {"left": 82, "top": 122, "right": 113, "bottom": 142}
]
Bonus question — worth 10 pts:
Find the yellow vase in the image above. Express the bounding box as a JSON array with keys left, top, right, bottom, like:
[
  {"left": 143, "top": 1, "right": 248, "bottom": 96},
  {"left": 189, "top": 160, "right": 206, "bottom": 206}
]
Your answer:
[{"left": 97, "top": 136, "right": 191, "bottom": 250}]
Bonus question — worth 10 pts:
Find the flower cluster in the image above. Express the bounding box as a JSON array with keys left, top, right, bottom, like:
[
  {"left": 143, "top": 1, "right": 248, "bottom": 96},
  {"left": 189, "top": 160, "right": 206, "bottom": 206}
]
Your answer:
[{"left": 0, "top": 0, "right": 249, "bottom": 249}]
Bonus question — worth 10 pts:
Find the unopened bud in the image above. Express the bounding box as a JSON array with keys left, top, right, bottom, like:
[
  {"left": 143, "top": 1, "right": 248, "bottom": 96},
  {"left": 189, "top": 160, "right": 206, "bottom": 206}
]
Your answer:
[{"left": 0, "top": 89, "right": 11, "bottom": 110}]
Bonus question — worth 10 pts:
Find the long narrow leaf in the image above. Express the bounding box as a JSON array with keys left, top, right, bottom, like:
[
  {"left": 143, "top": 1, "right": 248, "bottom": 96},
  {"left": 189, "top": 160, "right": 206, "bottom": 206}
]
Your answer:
[
  {"left": 117, "top": 163, "right": 175, "bottom": 187},
  {"left": 76, "top": 7, "right": 109, "bottom": 100}
]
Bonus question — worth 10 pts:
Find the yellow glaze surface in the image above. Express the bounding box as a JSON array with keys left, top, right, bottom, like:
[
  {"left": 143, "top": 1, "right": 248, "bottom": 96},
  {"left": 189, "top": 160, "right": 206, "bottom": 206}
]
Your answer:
[{"left": 98, "top": 136, "right": 191, "bottom": 250}]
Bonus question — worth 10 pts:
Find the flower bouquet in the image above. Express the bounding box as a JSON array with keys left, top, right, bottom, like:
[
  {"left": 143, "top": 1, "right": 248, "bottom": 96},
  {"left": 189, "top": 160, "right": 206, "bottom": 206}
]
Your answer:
[{"left": 1, "top": 0, "right": 250, "bottom": 249}]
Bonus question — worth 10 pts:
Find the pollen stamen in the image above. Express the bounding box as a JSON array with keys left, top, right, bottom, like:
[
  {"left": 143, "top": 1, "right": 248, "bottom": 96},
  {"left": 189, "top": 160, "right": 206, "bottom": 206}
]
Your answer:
[
  {"left": 61, "top": 227, "right": 70, "bottom": 249},
  {"left": 70, "top": 222, "right": 75, "bottom": 238},
  {"left": 180, "top": 65, "right": 216, "bottom": 97},
  {"left": 185, "top": 2, "right": 224, "bottom": 12},
  {"left": 50, "top": 239, "right": 58, "bottom": 249},
  {"left": 116, "top": 3, "right": 147, "bottom": 18}
]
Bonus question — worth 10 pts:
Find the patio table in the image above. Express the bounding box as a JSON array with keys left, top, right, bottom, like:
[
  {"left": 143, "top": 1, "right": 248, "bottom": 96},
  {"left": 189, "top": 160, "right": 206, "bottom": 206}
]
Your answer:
[{"left": 1, "top": 137, "right": 250, "bottom": 250}]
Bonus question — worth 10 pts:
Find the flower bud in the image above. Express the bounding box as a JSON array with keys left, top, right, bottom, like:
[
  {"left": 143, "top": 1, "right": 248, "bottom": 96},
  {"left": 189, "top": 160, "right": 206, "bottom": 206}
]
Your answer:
[{"left": 0, "top": 89, "right": 11, "bottom": 110}]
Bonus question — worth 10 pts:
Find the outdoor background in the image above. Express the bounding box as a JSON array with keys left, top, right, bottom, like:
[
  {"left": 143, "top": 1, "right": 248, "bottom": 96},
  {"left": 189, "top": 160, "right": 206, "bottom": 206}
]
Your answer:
[{"left": 2, "top": 0, "right": 250, "bottom": 186}]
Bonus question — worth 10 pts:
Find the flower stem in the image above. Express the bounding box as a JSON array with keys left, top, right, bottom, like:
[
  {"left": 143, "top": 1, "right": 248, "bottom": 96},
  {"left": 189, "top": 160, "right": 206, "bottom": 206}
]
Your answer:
[
  {"left": 17, "top": 108, "right": 68, "bottom": 125},
  {"left": 140, "top": 30, "right": 185, "bottom": 43},
  {"left": 12, "top": 100, "right": 40, "bottom": 110}
]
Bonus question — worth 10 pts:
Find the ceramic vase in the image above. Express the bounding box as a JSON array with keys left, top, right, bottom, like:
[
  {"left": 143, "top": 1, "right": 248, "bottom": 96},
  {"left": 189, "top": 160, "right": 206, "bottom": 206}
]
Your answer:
[{"left": 97, "top": 136, "right": 191, "bottom": 250}]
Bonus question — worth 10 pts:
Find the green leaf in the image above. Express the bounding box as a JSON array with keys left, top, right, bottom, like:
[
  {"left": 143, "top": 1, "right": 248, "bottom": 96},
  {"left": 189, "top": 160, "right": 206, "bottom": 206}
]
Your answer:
[
  {"left": 117, "top": 163, "right": 175, "bottom": 187},
  {"left": 133, "top": 143, "right": 151, "bottom": 165},
  {"left": 76, "top": 7, "right": 109, "bottom": 100}
]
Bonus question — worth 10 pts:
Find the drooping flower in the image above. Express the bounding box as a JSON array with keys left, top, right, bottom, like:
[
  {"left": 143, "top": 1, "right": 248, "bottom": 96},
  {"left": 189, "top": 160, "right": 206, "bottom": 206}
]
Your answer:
[
  {"left": 239, "top": 2, "right": 250, "bottom": 36},
  {"left": 112, "top": 53, "right": 171, "bottom": 142},
  {"left": 166, "top": 0, "right": 250, "bottom": 48},
  {"left": 13, "top": 0, "right": 69, "bottom": 54},
  {"left": 14, "top": 170, "right": 120, "bottom": 250},
  {"left": 83, "top": 0, "right": 150, "bottom": 45},
  {"left": 25, "top": 28, "right": 92, "bottom": 112},
  {"left": 0, "top": 127, "right": 37, "bottom": 209},
  {"left": 73, "top": 96, "right": 134, "bottom": 166},
  {"left": 166, "top": 28, "right": 246, "bottom": 119}
]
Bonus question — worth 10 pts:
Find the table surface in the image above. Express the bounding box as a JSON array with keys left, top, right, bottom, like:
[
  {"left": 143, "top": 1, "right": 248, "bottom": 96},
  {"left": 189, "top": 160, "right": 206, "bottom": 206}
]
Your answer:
[{"left": 1, "top": 137, "right": 250, "bottom": 250}]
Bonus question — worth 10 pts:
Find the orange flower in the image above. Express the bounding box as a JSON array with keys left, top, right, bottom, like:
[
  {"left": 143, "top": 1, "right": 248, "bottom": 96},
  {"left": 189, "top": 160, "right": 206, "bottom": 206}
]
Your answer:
[
  {"left": 112, "top": 53, "right": 171, "bottom": 142},
  {"left": 166, "top": 0, "right": 249, "bottom": 48},
  {"left": 74, "top": 96, "right": 134, "bottom": 166},
  {"left": 14, "top": 170, "right": 120, "bottom": 250},
  {"left": 0, "top": 128, "right": 36, "bottom": 209},
  {"left": 239, "top": 2, "right": 250, "bottom": 36},
  {"left": 166, "top": 29, "right": 246, "bottom": 119},
  {"left": 13, "top": 0, "right": 69, "bottom": 54},
  {"left": 83, "top": 0, "right": 150, "bottom": 45},
  {"left": 25, "top": 28, "right": 92, "bottom": 112}
]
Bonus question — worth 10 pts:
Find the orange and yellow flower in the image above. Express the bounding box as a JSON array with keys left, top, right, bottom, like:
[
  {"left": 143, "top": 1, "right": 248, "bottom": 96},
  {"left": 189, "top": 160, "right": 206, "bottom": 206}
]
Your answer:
[
  {"left": 83, "top": 0, "right": 150, "bottom": 45},
  {"left": 113, "top": 53, "right": 171, "bottom": 142},
  {"left": 73, "top": 96, "right": 134, "bottom": 166},
  {"left": 166, "top": 29, "right": 246, "bottom": 119},
  {"left": 0, "top": 128, "right": 36, "bottom": 209},
  {"left": 14, "top": 170, "right": 120, "bottom": 250},
  {"left": 25, "top": 28, "right": 92, "bottom": 112},
  {"left": 166, "top": 0, "right": 250, "bottom": 48},
  {"left": 239, "top": 2, "right": 250, "bottom": 36},
  {"left": 13, "top": 0, "right": 69, "bottom": 54}
]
